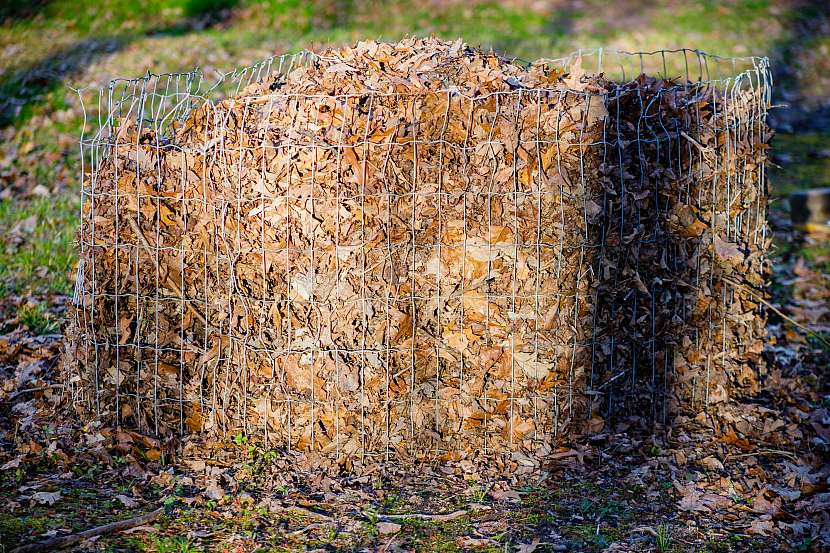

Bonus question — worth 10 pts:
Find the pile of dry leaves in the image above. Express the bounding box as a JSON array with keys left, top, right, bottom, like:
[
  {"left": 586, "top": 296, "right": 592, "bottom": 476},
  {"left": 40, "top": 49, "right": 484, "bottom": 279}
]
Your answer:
[{"left": 64, "top": 38, "right": 771, "bottom": 472}]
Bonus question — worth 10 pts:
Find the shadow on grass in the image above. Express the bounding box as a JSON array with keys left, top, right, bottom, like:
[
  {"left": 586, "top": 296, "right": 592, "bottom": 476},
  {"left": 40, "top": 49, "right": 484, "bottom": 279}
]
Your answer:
[
  {"left": 0, "top": 0, "right": 243, "bottom": 128},
  {"left": 0, "top": 0, "right": 53, "bottom": 24}
]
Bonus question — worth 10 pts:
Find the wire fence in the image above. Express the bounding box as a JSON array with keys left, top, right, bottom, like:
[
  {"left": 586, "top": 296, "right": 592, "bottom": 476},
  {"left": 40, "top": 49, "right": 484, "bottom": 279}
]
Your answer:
[{"left": 65, "top": 47, "right": 771, "bottom": 467}]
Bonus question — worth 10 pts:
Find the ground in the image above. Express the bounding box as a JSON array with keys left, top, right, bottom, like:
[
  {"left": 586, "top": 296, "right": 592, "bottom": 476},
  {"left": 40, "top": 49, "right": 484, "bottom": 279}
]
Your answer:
[{"left": 0, "top": 1, "right": 829, "bottom": 552}]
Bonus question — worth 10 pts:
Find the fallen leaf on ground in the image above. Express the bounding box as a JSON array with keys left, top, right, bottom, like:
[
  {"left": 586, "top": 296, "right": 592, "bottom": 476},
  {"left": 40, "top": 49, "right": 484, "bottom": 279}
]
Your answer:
[
  {"left": 748, "top": 518, "right": 775, "bottom": 536},
  {"left": 116, "top": 494, "right": 139, "bottom": 508},
  {"left": 32, "top": 491, "right": 61, "bottom": 505},
  {"left": 377, "top": 521, "right": 401, "bottom": 535},
  {"left": 204, "top": 480, "right": 225, "bottom": 500},
  {"left": 699, "top": 456, "right": 724, "bottom": 471}
]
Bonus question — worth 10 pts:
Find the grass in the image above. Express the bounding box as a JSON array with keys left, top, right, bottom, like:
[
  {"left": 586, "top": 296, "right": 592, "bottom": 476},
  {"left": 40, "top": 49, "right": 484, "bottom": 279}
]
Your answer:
[
  {"left": 656, "top": 524, "right": 673, "bottom": 551},
  {"left": 397, "top": 515, "right": 477, "bottom": 552},
  {"left": 0, "top": 0, "right": 802, "bottom": 109},
  {"left": 0, "top": 512, "right": 49, "bottom": 550},
  {"left": 770, "top": 133, "right": 830, "bottom": 197},
  {"left": 0, "top": 195, "right": 77, "bottom": 297},
  {"left": 17, "top": 303, "right": 59, "bottom": 334},
  {"left": 469, "top": 485, "right": 488, "bottom": 504},
  {"left": 145, "top": 535, "right": 202, "bottom": 553},
  {"left": 571, "top": 523, "right": 614, "bottom": 548}
]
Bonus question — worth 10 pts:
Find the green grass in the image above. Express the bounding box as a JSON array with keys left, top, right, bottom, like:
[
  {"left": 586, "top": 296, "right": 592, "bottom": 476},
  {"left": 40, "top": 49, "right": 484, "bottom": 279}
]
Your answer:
[
  {"left": 566, "top": 522, "right": 621, "bottom": 548},
  {"left": 0, "top": 195, "right": 77, "bottom": 296},
  {"left": 656, "top": 524, "right": 673, "bottom": 551},
  {"left": 771, "top": 133, "right": 830, "bottom": 197},
  {"left": 143, "top": 535, "right": 202, "bottom": 553},
  {"left": 397, "top": 515, "right": 476, "bottom": 552},
  {"left": 17, "top": 303, "right": 60, "bottom": 334},
  {"left": 0, "top": 0, "right": 800, "bottom": 113},
  {"left": 0, "top": 512, "right": 49, "bottom": 550},
  {"left": 788, "top": 34, "right": 830, "bottom": 104}
]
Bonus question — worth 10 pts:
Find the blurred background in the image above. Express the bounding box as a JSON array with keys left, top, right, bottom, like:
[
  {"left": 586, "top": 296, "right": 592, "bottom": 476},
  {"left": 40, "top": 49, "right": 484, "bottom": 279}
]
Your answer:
[{"left": 0, "top": 0, "right": 828, "bottom": 301}]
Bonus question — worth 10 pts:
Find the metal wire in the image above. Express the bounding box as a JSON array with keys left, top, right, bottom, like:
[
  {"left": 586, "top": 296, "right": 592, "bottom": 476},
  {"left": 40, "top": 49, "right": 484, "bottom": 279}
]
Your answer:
[{"left": 67, "top": 48, "right": 771, "bottom": 463}]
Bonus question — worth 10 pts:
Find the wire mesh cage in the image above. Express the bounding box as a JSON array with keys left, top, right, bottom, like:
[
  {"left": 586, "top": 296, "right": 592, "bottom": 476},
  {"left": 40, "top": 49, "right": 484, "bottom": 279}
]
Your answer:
[{"left": 65, "top": 43, "right": 771, "bottom": 469}]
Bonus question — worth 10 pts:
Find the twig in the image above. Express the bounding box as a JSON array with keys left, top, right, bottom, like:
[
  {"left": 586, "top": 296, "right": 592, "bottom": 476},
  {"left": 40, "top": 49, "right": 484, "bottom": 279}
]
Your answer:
[
  {"left": 278, "top": 504, "right": 333, "bottom": 520},
  {"left": 723, "top": 277, "right": 830, "bottom": 349},
  {"left": 761, "top": 298, "right": 830, "bottom": 348},
  {"left": 10, "top": 507, "right": 164, "bottom": 553},
  {"left": 127, "top": 218, "right": 209, "bottom": 329},
  {"left": 369, "top": 506, "right": 488, "bottom": 523},
  {"left": 288, "top": 522, "right": 323, "bottom": 536},
  {"left": 724, "top": 448, "right": 798, "bottom": 462},
  {"left": 630, "top": 526, "right": 658, "bottom": 538},
  {"left": 680, "top": 131, "right": 709, "bottom": 154},
  {"left": 6, "top": 384, "right": 65, "bottom": 400}
]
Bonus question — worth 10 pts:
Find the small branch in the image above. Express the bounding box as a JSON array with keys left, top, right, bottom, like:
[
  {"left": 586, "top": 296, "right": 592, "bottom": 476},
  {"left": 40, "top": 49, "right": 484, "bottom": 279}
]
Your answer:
[
  {"left": 6, "top": 385, "right": 64, "bottom": 401},
  {"left": 10, "top": 507, "right": 164, "bottom": 553},
  {"left": 680, "top": 131, "right": 709, "bottom": 154},
  {"left": 720, "top": 276, "right": 830, "bottom": 349},
  {"left": 1, "top": 385, "right": 63, "bottom": 403},
  {"left": 369, "top": 506, "right": 489, "bottom": 523},
  {"left": 724, "top": 448, "right": 798, "bottom": 462},
  {"left": 277, "top": 504, "right": 333, "bottom": 520},
  {"left": 760, "top": 298, "right": 830, "bottom": 348},
  {"left": 288, "top": 522, "right": 323, "bottom": 536},
  {"left": 630, "top": 526, "right": 658, "bottom": 538}
]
